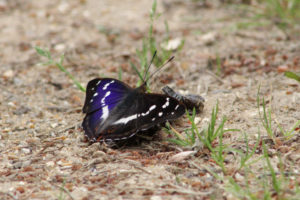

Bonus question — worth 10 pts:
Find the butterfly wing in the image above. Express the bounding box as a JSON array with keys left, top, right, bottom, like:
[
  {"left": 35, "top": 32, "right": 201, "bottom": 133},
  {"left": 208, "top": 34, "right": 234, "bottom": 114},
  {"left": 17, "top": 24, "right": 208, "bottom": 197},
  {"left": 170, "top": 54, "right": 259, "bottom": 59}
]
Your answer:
[
  {"left": 88, "top": 91, "right": 186, "bottom": 142},
  {"left": 135, "top": 93, "right": 186, "bottom": 130},
  {"left": 82, "top": 78, "right": 131, "bottom": 114},
  {"left": 82, "top": 78, "right": 132, "bottom": 140}
]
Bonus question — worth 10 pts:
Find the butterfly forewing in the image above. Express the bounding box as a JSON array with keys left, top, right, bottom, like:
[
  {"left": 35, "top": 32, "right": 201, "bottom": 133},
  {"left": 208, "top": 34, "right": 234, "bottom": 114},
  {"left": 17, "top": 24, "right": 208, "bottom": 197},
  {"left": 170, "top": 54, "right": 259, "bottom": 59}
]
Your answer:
[
  {"left": 82, "top": 78, "right": 133, "bottom": 140},
  {"left": 82, "top": 78, "right": 131, "bottom": 114}
]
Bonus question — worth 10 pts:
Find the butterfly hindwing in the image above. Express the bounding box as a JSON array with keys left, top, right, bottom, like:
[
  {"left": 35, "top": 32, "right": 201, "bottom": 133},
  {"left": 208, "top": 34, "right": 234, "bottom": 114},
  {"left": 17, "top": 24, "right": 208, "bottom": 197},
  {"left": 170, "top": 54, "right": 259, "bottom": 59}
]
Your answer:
[
  {"left": 136, "top": 93, "right": 185, "bottom": 130},
  {"left": 82, "top": 109, "right": 103, "bottom": 141}
]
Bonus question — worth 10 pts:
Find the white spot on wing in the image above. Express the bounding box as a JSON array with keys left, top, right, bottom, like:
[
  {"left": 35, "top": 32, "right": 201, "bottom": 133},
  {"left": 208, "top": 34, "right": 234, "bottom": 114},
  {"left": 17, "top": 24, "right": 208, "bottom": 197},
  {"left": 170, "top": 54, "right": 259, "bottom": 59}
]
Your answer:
[
  {"left": 152, "top": 118, "right": 155, "bottom": 121},
  {"left": 162, "top": 98, "right": 170, "bottom": 109},
  {"left": 113, "top": 114, "right": 138, "bottom": 125},
  {"left": 99, "top": 91, "right": 111, "bottom": 121},
  {"left": 158, "top": 112, "right": 163, "bottom": 117},
  {"left": 101, "top": 105, "right": 109, "bottom": 120},
  {"left": 150, "top": 105, "right": 156, "bottom": 111},
  {"left": 141, "top": 105, "right": 157, "bottom": 116},
  {"left": 96, "top": 80, "right": 101, "bottom": 85},
  {"left": 90, "top": 99, "right": 93, "bottom": 103},
  {"left": 103, "top": 80, "right": 115, "bottom": 90},
  {"left": 175, "top": 105, "right": 179, "bottom": 110},
  {"left": 171, "top": 112, "right": 174, "bottom": 115},
  {"left": 93, "top": 92, "right": 98, "bottom": 97},
  {"left": 101, "top": 91, "right": 111, "bottom": 104}
]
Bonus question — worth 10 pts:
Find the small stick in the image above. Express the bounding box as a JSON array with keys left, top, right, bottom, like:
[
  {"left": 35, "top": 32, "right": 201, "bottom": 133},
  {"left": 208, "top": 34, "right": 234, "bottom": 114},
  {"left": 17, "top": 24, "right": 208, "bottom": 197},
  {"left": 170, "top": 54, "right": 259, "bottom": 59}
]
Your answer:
[{"left": 57, "top": 123, "right": 79, "bottom": 134}]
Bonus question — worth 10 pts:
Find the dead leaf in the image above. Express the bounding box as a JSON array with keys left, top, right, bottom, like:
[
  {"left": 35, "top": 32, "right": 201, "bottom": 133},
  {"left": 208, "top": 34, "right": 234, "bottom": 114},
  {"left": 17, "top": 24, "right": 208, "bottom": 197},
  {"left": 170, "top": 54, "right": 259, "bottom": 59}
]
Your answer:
[{"left": 168, "top": 151, "right": 196, "bottom": 163}]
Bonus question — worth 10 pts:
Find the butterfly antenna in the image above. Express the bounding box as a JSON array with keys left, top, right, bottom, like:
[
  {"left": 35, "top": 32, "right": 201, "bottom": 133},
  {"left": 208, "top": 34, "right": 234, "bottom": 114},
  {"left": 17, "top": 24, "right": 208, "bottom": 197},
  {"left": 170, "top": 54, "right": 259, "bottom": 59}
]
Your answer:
[
  {"left": 145, "top": 56, "right": 175, "bottom": 83},
  {"left": 143, "top": 50, "right": 157, "bottom": 82}
]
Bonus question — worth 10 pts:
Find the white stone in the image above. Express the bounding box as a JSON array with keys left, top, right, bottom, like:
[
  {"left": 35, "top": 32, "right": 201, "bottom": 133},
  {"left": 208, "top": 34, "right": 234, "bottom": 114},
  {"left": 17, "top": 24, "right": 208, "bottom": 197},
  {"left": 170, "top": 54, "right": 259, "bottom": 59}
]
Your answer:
[{"left": 21, "top": 148, "right": 30, "bottom": 154}]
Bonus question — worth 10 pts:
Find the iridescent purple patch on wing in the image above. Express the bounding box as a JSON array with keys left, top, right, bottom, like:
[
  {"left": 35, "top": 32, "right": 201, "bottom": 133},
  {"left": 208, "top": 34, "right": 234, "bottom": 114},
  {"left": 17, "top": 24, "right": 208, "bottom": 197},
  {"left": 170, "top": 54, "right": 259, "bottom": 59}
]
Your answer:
[{"left": 82, "top": 78, "right": 130, "bottom": 114}]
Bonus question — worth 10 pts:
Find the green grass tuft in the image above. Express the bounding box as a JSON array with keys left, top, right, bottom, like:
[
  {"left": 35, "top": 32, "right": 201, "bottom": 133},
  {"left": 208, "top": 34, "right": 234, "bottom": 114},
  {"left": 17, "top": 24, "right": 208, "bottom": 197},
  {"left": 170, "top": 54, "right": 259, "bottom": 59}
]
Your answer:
[
  {"left": 35, "top": 46, "right": 86, "bottom": 92},
  {"left": 233, "top": 0, "right": 300, "bottom": 38},
  {"left": 284, "top": 71, "right": 300, "bottom": 83},
  {"left": 166, "top": 102, "right": 239, "bottom": 173},
  {"left": 134, "top": 0, "right": 184, "bottom": 86},
  {"left": 257, "top": 87, "right": 274, "bottom": 139}
]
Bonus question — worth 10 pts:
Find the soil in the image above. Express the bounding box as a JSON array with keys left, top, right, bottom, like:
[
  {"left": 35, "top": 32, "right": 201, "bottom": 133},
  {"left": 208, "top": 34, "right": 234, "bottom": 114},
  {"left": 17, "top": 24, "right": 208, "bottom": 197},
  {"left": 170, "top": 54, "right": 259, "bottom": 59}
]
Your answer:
[{"left": 0, "top": 0, "right": 299, "bottom": 199}]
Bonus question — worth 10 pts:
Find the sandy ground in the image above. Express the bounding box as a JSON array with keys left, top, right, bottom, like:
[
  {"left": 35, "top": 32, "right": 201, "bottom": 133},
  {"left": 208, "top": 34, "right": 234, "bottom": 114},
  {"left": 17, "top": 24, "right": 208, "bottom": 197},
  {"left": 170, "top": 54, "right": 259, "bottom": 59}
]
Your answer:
[{"left": 0, "top": 0, "right": 300, "bottom": 199}]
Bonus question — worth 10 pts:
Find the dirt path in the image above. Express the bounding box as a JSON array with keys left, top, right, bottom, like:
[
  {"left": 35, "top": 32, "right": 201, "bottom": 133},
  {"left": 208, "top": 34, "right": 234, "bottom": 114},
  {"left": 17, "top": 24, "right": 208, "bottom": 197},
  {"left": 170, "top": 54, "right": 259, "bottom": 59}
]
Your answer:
[{"left": 1, "top": 1, "right": 299, "bottom": 199}]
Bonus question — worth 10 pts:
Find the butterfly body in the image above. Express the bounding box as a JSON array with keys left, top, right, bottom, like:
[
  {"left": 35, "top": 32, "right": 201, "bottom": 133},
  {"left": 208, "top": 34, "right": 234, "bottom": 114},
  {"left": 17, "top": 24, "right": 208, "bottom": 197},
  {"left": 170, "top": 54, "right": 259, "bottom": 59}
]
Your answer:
[{"left": 82, "top": 78, "right": 185, "bottom": 142}]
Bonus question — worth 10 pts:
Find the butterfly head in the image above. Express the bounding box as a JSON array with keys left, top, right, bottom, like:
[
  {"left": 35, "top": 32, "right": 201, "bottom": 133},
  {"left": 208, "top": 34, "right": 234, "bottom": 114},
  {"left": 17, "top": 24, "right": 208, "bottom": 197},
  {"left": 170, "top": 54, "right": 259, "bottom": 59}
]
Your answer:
[{"left": 135, "top": 81, "right": 149, "bottom": 93}]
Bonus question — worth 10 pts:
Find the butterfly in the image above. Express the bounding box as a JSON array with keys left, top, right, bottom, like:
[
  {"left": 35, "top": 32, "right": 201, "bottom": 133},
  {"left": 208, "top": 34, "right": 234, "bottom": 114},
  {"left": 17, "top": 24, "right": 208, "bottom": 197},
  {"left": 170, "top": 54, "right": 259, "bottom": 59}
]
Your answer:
[
  {"left": 82, "top": 78, "right": 186, "bottom": 142},
  {"left": 82, "top": 53, "right": 186, "bottom": 143}
]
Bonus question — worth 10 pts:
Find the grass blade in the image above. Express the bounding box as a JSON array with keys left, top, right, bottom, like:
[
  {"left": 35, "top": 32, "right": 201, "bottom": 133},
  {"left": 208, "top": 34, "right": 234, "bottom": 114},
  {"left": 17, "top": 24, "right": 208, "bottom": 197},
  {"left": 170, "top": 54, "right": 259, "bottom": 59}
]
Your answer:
[{"left": 284, "top": 71, "right": 300, "bottom": 82}]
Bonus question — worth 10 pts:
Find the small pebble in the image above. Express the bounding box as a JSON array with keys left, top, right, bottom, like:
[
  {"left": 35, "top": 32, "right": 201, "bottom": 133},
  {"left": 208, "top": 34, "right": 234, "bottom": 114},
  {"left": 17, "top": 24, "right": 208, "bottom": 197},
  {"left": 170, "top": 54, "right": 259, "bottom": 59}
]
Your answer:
[
  {"left": 54, "top": 43, "right": 66, "bottom": 52},
  {"left": 3, "top": 69, "right": 14, "bottom": 79},
  {"left": 199, "top": 32, "right": 217, "bottom": 45},
  {"left": 235, "top": 173, "right": 244, "bottom": 182},
  {"left": 50, "top": 123, "right": 58, "bottom": 128},
  {"left": 161, "top": 38, "right": 182, "bottom": 51},
  {"left": 21, "top": 148, "right": 31, "bottom": 154},
  {"left": 8, "top": 102, "right": 16, "bottom": 107},
  {"left": 57, "top": 160, "right": 62, "bottom": 166},
  {"left": 46, "top": 161, "right": 55, "bottom": 167},
  {"left": 150, "top": 196, "right": 162, "bottom": 200},
  {"left": 58, "top": 2, "right": 69, "bottom": 13},
  {"left": 194, "top": 117, "right": 201, "bottom": 124}
]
